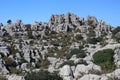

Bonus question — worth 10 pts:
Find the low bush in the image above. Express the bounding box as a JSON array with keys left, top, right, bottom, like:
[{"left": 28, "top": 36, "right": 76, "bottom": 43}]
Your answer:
[
  {"left": 93, "top": 49, "right": 116, "bottom": 73},
  {"left": 25, "top": 70, "right": 62, "bottom": 80},
  {"left": 4, "top": 57, "right": 16, "bottom": 67},
  {"left": 59, "top": 60, "right": 75, "bottom": 68},
  {"left": 93, "top": 49, "right": 114, "bottom": 64},
  {"left": 75, "top": 34, "right": 83, "bottom": 40},
  {"left": 87, "top": 37, "right": 98, "bottom": 44},
  {"left": 9, "top": 67, "right": 22, "bottom": 74},
  {"left": 70, "top": 48, "right": 86, "bottom": 58}
]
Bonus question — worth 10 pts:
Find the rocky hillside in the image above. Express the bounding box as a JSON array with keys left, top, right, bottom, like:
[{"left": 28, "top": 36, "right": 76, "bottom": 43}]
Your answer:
[{"left": 0, "top": 13, "right": 120, "bottom": 80}]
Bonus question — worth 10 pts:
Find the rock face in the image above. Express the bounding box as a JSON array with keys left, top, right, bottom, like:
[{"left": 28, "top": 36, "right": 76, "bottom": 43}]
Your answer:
[
  {"left": 114, "top": 45, "right": 120, "bottom": 66},
  {"left": 106, "top": 69, "right": 120, "bottom": 79},
  {"left": 74, "top": 64, "right": 101, "bottom": 79},
  {"left": 59, "top": 65, "right": 74, "bottom": 80},
  {"left": 0, "top": 12, "right": 112, "bottom": 38}
]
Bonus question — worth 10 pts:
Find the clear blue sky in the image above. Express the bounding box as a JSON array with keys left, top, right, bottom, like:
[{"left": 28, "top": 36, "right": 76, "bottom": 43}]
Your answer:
[{"left": 0, "top": 0, "right": 119, "bottom": 26}]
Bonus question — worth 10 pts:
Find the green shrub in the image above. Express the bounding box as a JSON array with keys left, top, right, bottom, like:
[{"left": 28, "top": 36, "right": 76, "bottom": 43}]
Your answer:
[
  {"left": 75, "top": 34, "right": 83, "bottom": 40},
  {"left": 25, "top": 71, "right": 62, "bottom": 80},
  {"left": 4, "top": 57, "right": 16, "bottom": 67},
  {"left": 66, "top": 47, "right": 86, "bottom": 59},
  {"left": 107, "top": 77, "right": 120, "bottom": 80},
  {"left": 93, "top": 49, "right": 114, "bottom": 64},
  {"left": 85, "top": 44, "right": 89, "bottom": 47},
  {"left": 87, "top": 38, "right": 98, "bottom": 44},
  {"left": 9, "top": 67, "right": 22, "bottom": 74},
  {"left": 96, "top": 36, "right": 103, "bottom": 42},
  {"left": 27, "top": 31, "right": 35, "bottom": 39},
  {"left": 59, "top": 60, "right": 75, "bottom": 68},
  {"left": 93, "top": 49, "right": 116, "bottom": 73},
  {"left": 40, "top": 60, "right": 50, "bottom": 69},
  {"left": 25, "top": 24, "right": 31, "bottom": 31}
]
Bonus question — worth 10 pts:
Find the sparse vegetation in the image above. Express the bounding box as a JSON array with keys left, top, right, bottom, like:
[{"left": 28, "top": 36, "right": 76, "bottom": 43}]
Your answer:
[
  {"left": 7, "top": 44, "right": 19, "bottom": 55},
  {"left": 75, "top": 34, "right": 83, "bottom": 40},
  {"left": 0, "top": 76, "right": 7, "bottom": 80},
  {"left": 87, "top": 37, "right": 98, "bottom": 44},
  {"left": 25, "top": 70, "right": 62, "bottom": 80},
  {"left": 3, "top": 57, "right": 16, "bottom": 67},
  {"left": 9, "top": 67, "right": 22, "bottom": 74},
  {"left": 67, "top": 46, "right": 86, "bottom": 59},
  {"left": 59, "top": 60, "right": 75, "bottom": 68}
]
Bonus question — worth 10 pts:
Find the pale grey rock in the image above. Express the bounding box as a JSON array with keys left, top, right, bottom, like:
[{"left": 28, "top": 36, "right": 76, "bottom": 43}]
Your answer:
[
  {"left": 74, "top": 64, "right": 101, "bottom": 79},
  {"left": 0, "top": 59, "right": 9, "bottom": 74},
  {"left": 32, "top": 69, "right": 40, "bottom": 72},
  {"left": 59, "top": 65, "right": 74, "bottom": 80},
  {"left": 34, "top": 49, "right": 40, "bottom": 59},
  {"left": 0, "top": 45, "right": 9, "bottom": 57},
  {"left": 21, "top": 63, "right": 30, "bottom": 72},
  {"left": 74, "top": 64, "right": 88, "bottom": 78},
  {"left": 114, "top": 46, "right": 120, "bottom": 67},
  {"left": 7, "top": 74, "right": 25, "bottom": 80},
  {"left": 87, "top": 63, "right": 101, "bottom": 72},
  {"left": 23, "top": 46, "right": 30, "bottom": 62},
  {"left": 0, "top": 23, "right": 3, "bottom": 30},
  {"left": 48, "top": 57, "right": 63, "bottom": 73},
  {"left": 100, "top": 76, "right": 108, "bottom": 80},
  {"left": 16, "top": 53, "right": 21, "bottom": 59},
  {"left": 79, "top": 74, "right": 101, "bottom": 80},
  {"left": 55, "top": 59, "right": 66, "bottom": 69},
  {"left": 41, "top": 49, "right": 48, "bottom": 60},
  {"left": 107, "top": 69, "right": 120, "bottom": 79}
]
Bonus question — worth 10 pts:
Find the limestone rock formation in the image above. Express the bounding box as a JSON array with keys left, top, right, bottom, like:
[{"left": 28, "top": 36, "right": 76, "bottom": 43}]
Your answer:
[
  {"left": 59, "top": 65, "right": 74, "bottom": 80},
  {"left": 0, "top": 12, "right": 119, "bottom": 80},
  {"left": 114, "top": 45, "right": 120, "bottom": 66}
]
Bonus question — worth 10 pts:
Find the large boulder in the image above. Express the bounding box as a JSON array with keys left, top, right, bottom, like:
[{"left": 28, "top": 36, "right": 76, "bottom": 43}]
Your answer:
[
  {"left": 74, "top": 64, "right": 101, "bottom": 79},
  {"left": 59, "top": 65, "right": 74, "bottom": 80}
]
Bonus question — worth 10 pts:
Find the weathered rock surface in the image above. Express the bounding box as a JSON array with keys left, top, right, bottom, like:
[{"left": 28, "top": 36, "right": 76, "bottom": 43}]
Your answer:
[
  {"left": 7, "top": 74, "right": 25, "bottom": 80},
  {"left": 59, "top": 65, "right": 74, "bottom": 80}
]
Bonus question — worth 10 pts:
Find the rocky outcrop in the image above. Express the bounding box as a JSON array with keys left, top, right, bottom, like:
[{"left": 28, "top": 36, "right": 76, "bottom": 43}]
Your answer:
[
  {"left": 0, "top": 12, "right": 119, "bottom": 80},
  {"left": 74, "top": 64, "right": 101, "bottom": 79},
  {"left": 59, "top": 65, "right": 74, "bottom": 80},
  {"left": 0, "top": 12, "right": 112, "bottom": 38},
  {"left": 114, "top": 45, "right": 120, "bottom": 67}
]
